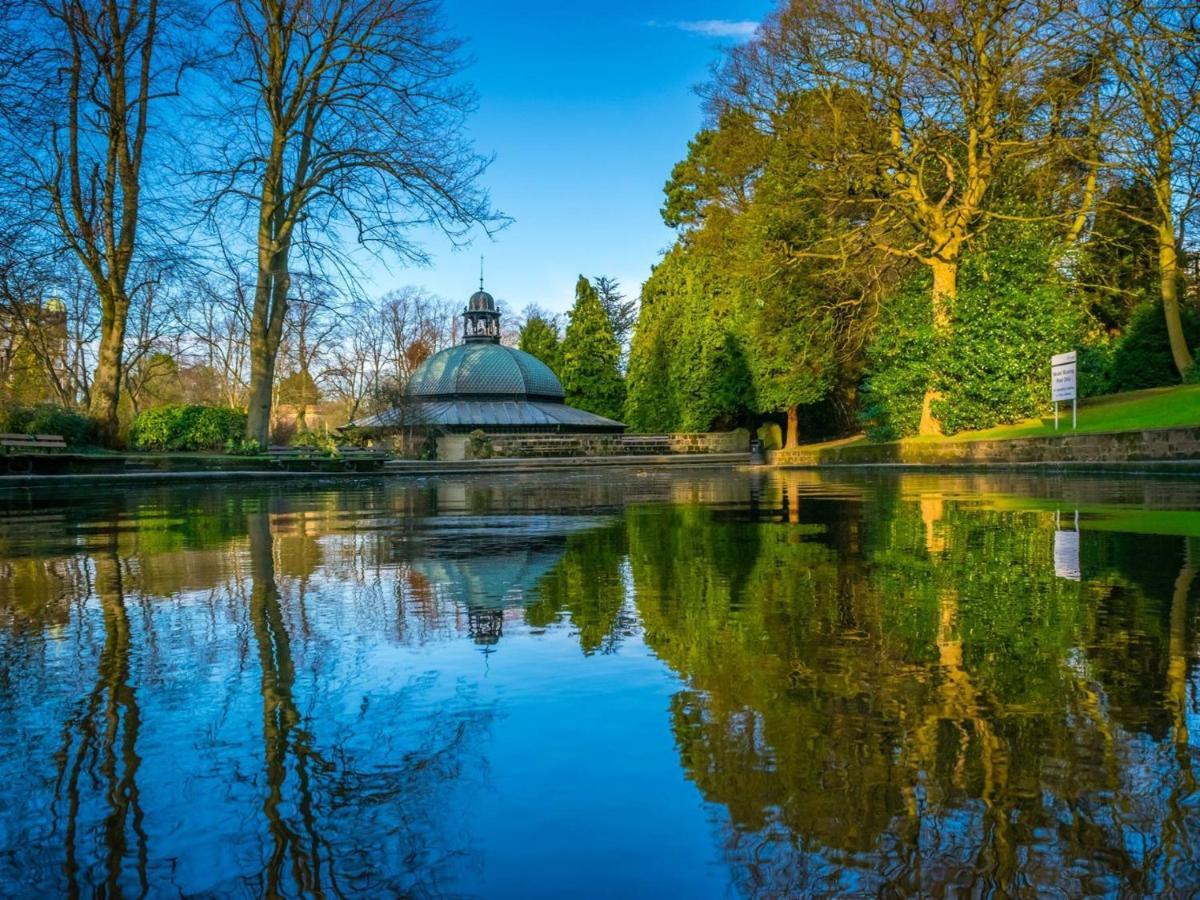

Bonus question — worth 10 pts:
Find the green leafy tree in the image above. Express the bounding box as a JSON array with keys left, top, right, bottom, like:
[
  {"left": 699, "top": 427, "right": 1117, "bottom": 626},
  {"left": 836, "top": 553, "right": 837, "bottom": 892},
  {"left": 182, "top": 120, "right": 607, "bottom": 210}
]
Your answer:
[
  {"left": 560, "top": 276, "right": 625, "bottom": 421},
  {"left": 517, "top": 307, "right": 562, "bottom": 375}
]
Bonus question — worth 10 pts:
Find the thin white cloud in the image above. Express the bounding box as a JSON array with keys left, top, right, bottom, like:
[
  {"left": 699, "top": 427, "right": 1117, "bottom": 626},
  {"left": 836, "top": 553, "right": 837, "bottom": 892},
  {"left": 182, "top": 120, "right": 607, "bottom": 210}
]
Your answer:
[{"left": 650, "top": 19, "right": 759, "bottom": 39}]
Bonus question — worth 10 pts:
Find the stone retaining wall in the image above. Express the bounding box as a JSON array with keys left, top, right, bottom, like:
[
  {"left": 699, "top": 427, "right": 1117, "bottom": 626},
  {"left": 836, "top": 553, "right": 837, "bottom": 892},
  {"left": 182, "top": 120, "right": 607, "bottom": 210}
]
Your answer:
[
  {"left": 454, "top": 429, "right": 750, "bottom": 460},
  {"left": 770, "top": 426, "right": 1200, "bottom": 467}
]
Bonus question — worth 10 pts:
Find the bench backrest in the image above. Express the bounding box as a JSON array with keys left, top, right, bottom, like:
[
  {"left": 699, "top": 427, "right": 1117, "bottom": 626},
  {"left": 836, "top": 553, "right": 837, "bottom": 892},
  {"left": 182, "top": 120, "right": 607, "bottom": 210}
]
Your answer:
[{"left": 0, "top": 433, "right": 67, "bottom": 446}]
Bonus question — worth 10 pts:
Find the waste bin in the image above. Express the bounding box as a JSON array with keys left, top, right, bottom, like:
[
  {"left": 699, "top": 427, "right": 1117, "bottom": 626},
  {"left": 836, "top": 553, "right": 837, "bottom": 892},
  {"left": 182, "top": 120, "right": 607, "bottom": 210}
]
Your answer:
[{"left": 749, "top": 438, "right": 765, "bottom": 465}]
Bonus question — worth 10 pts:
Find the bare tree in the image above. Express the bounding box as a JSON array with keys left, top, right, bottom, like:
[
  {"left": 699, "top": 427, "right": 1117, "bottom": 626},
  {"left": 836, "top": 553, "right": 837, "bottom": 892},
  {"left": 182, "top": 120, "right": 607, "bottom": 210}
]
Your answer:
[
  {"left": 0, "top": 0, "right": 196, "bottom": 441},
  {"left": 1105, "top": 0, "right": 1199, "bottom": 378},
  {"left": 326, "top": 300, "right": 386, "bottom": 422},
  {"left": 204, "top": 0, "right": 502, "bottom": 445},
  {"left": 377, "top": 286, "right": 455, "bottom": 389},
  {"left": 277, "top": 276, "right": 340, "bottom": 430},
  {"left": 121, "top": 277, "right": 188, "bottom": 413},
  {"left": 323, "top": 285, "right": 455, "bottom": 424}
]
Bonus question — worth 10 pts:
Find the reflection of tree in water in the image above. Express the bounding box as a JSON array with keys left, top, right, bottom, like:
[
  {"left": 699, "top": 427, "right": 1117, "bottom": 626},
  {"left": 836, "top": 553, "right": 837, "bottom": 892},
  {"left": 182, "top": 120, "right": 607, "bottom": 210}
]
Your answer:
[
  {"left": 525, "top": 521, "right": 635, "bottom": 654},
  {"left": 53, "top": 541, "right": 148, "bottom": 897},
  {"left": 245, "top": 509, "right": 494, "bottom": 897},
  {"left": 624, "top": 476, "right": 1200, "bottom": 895}
]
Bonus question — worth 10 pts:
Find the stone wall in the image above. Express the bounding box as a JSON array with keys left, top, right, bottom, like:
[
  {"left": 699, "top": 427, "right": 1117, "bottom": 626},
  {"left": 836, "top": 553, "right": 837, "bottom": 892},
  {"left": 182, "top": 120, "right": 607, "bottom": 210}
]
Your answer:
[
  {"left": 770, "top": 426, "right": 1200, "bottom": 467},
  {"left": 446, "top": 429, "right": 750, "bottom": 460}
]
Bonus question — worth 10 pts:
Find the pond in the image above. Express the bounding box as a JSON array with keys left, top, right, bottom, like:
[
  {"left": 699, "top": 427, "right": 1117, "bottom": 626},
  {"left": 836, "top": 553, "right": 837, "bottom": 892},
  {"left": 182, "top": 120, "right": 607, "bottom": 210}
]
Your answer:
[{"left": 0, "top": 468, "right": 1198, "bottom": 896}]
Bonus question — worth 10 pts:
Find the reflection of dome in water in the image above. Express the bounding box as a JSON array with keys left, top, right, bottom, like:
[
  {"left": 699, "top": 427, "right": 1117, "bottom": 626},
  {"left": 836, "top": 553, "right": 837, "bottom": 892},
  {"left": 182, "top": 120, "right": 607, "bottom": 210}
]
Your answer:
[{"left": 408, "top": 515, "right": 607, "bottom": 611}]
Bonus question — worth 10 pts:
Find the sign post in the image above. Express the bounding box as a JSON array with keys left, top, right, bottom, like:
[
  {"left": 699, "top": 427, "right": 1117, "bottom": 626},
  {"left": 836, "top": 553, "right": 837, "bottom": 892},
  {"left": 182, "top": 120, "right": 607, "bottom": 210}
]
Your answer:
[{"left": 1051, "top": 351, "right": 1077, "bottom": 431}]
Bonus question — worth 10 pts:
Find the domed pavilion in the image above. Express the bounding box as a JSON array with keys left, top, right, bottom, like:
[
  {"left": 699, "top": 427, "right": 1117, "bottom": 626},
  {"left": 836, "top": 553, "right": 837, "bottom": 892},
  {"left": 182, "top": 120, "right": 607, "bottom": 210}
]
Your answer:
[{"left": 348, "top": 285, "right": 625, "bottom": 453}]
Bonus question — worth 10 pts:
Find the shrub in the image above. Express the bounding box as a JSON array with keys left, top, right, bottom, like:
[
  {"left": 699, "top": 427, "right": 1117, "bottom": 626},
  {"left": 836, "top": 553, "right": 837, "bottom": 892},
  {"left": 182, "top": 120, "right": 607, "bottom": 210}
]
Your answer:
[
  {"left": 860, "top": 222, "right": 1086, "bottom": 438},
  {"left": 129, "top": 404, "right": 247, "bottom": 451},
  {"left": 290, "top": 429, "right": 339, "bottom": 457},
  {"left": 932, "top": 235, "right": 1082, "bottom": 434},
  {"left": 466, "top": 429, "right": 493, "bottom": 459},
  {"left": 224, "top": 437, "right": 264, "bottom": 456},
  {"left": 1107, "top": 302, "right": 1200, "bottom": 392},
  {"left": 0, "top": 404, "right": 92, "bottom": 446},
  {"left": 858, "top": 274, "right": 936, "bottom": 442}
]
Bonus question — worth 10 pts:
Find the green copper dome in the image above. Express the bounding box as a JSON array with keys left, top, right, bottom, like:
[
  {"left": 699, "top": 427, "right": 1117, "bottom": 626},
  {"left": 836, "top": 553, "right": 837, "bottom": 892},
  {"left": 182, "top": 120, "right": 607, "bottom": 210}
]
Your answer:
[{"left": 408, "top": 342, "right": 565, "bottom": 401}]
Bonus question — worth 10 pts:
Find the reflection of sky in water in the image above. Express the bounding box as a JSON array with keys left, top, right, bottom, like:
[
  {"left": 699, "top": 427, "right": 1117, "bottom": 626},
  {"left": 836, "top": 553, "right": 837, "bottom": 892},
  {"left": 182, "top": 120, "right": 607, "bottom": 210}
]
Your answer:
[{"left": 0, "top": 469, "right": 1198, "bottom": 895}]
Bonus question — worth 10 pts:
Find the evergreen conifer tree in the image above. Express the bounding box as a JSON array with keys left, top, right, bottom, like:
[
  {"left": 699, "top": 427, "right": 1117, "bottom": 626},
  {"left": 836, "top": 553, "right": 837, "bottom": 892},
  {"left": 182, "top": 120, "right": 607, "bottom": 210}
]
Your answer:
[
  {"left": 517, "top": 311, "right": 562, "bottom": 375},
  {"left": 560, "top": 276, "right": 626, "bottom": 421}
]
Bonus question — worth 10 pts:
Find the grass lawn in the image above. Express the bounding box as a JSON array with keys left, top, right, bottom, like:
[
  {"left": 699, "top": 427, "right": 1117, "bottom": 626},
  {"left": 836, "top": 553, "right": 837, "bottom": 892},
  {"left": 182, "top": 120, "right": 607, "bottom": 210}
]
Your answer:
[{"left": 912, "top": 384, "right": 1200, "bottom": 443}]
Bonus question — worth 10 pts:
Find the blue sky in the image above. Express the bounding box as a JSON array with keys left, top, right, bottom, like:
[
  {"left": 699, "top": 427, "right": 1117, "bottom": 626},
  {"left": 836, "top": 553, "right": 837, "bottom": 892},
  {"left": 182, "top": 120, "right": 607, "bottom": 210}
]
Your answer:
[{"left": 362, "top": 1, "right": 771, "bottom": 317}]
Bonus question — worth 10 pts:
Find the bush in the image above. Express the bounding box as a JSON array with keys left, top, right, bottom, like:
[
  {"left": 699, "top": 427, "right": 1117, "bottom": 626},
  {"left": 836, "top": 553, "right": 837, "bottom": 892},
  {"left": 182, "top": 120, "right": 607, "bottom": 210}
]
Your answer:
[
  {"left": 466, "top": 429, "right": 493, "bottom": 459},
  {"left": 860, "top": 222, "right": 1086, "bottom": 438},
  {"left": 858, "top": 274, "right": 936, "bottom": 442},
  {"left": 933, "top": 235, "right": 1082, "bottom": 434},
  {"left": 1076, "top": 340, "right": 1116, "bottom": 398},
  {"left": 129, "top": 404, "right": 247, "bottom": 451},
  {"left": 1107, "top": 302, "right": 1200, "bottom": 392},
  {"left": 290, "top": 429, "right": 339, "bottom": 457},
  {"left": 0, "top": 404, "right": 92, "bottom": 446},
  {"left": 224, "top": 437, "right": 263, "bottom": 456}
]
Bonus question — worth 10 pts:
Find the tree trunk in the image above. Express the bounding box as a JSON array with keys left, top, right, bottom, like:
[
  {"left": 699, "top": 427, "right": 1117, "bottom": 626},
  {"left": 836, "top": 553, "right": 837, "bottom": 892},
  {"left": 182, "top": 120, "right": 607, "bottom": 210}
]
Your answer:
[
  {"left": 1168, "top": 543, "right": 1194, "bottom": 776},
  {"left": 88, "top": 295, "right": 130, "bottom": 445},
  {"left": 1158, "top": 224, "right": 1194, "bottom": 380},
  {"left": 785, "top": 404, "right": 800, "bottom": 449},
  {"left": 919, "top": 259, "right": 958, "bottom": 437},
  {"left": 245, "top": 249, "right": 291, "bottom": 446}
]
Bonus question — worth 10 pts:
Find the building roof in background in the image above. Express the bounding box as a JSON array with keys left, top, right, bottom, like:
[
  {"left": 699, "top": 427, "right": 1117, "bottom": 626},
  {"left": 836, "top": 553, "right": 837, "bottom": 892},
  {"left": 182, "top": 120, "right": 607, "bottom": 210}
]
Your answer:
[{"left": 349, "top": 398, "right": 624, "bottom": 432}]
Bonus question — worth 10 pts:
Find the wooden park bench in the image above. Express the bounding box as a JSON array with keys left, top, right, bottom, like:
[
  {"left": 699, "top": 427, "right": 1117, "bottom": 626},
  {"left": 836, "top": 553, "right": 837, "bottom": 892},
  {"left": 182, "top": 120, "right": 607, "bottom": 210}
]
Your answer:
[
  {"left": 0, "top": 433, "right": 67, "bottom": 454},
  {"left": 0, "top": 433, "right": 68, "bottom": 474},
  {"left": 337, "top": 446, "right": 390, "bottom": 461},
  {"left": 337, "top": 446, "right": 390, "bottom": 470},
  {"left": 266, "top": 444, "right": 389, "bottom": 471},
  {"left": 267, "top": 444, "right": 314, "bottom": 457},
  {"left": 265, "top": 444, "right": 322, "bottom": 468}
]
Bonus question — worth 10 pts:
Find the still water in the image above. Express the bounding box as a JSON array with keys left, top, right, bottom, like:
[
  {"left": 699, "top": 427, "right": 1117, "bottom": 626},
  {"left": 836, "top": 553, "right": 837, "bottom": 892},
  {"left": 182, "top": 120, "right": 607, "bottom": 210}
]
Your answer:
[{"left": 0, "top": 468, "right": 1198, "bottom": 896}]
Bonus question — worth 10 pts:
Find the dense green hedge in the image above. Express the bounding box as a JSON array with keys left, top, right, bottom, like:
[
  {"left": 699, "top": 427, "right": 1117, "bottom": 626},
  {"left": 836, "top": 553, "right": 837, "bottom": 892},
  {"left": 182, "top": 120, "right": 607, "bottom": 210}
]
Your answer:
[
  {"left": 934, "top": 236, "right": 1082, "bottom": 434},
  {"left": 0, "top": 404, "right": 92, "bottom": 445},
  {"left": 860, "top": 225, "right": 1083, "bottom": 438},
  {"left": 129, "top": 405, "right": 247, "bottom": 451},
  {"left": 858, "top": 275, "right": 936, "bottom": 441}
]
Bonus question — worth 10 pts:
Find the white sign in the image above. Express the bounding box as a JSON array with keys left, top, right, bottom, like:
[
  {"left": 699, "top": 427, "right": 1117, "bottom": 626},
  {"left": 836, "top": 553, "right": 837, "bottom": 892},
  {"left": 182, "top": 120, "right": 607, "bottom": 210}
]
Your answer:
[
  {"left": 1054, "top": 509, "right": 1081, "bottom": 580},
  {"left": 1054, "top": 529, "right": 1081, "bottom": 580},
  {"left": 1051, "top": 351, "right": 1077, "bottom": 402}
]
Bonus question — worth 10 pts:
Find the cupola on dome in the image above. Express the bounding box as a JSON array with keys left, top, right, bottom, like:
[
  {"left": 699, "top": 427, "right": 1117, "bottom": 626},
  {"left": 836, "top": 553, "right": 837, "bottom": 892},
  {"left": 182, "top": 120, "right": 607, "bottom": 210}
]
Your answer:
[{"left": 467, "top": 290, "right": 496, "bottom": 312}]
